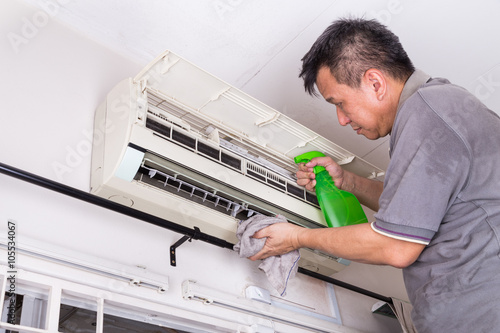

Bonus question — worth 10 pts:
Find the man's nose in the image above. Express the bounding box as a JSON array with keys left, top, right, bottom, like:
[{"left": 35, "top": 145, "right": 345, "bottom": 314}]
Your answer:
[{"left": 337, "top": 108, "right": 351, "bottom": 126}]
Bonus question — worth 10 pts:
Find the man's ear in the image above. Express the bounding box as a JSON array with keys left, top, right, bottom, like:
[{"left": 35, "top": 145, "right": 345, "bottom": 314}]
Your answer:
[{"left": 364, "top": 68, "right": 386, "bottom": 101}]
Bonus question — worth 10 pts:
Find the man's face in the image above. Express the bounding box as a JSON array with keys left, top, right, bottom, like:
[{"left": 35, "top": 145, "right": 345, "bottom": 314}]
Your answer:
[{"left": 316, "top": 66, "right": 393, "bottom": 140}]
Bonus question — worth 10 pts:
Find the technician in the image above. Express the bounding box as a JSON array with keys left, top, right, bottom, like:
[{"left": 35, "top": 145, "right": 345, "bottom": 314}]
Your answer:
[{"left": 249, "top": 17, "right": 500, "bottom": 332}]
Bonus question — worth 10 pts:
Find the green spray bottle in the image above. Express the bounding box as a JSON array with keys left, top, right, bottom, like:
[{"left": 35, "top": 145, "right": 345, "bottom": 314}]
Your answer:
[{"left": 294, "top": 151, "right": 368, "bottom": 228}]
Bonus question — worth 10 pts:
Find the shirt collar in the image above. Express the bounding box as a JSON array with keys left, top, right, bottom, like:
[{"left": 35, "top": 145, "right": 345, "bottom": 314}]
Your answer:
[
  {"left": 397, "top": 69, "right": 431, "bottom": 111},
  {"left": 389, "top": 70, "right": 431, "bottom": 156}
]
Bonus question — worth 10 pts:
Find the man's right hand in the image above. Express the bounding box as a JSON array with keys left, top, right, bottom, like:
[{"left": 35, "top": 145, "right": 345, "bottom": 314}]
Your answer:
[
  {"left": 296, "top": 155, "right": 382, "bottom": 212},
  {"left": 296, "top": 156, "right": 346, "bottom": 191}
]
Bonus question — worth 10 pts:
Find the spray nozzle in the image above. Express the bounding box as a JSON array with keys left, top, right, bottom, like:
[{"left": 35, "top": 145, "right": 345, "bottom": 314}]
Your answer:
[{"left": 294, "top": 151, "right": 326, "bottom": 174}]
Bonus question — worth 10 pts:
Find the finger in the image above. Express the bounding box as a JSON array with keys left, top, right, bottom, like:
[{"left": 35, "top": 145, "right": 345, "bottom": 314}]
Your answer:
[
  {"left": 296, "top": 178, "right": 314, "bottom": 187},
  {"left": 305, "top": 179, "right": 316, "bottom": 191},
  {"left": 298, "top": 163, "right": 314, "bottom": 172},
  {"left": 296, "top": 178, "right": 310, "bottom": 186},
  {"left": 297, "top": 174, "right": 314, "bottom": 185},
  {"left": 297, "top": 178, "right": 316, "bottom": 189},
  {"left": 248, "top": 247, "right": 268, "bottom": 261},
  {"left": 248, "top": 245, "right": 271, "bottom": 261},
  {"left": 251, "top": 230, "right": 264, "bottom": 240},
  {"left": 296, "top": 169, "right": 315, "bottom": 178},
  {"left": 251, "top": 225, "right": 271, "bottom": 240},
  {"left": 307, "top": 156, "right": 332, "bottom": 168}
]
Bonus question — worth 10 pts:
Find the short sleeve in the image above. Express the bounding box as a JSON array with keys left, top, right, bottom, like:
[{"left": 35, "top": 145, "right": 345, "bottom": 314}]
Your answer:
[{"left": 373, "top": 93, "right": 470, "bottom": 245}]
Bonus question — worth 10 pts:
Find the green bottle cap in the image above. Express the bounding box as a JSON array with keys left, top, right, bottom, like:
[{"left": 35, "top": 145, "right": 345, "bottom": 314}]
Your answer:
[{"left": 294, "top": 151, "right": 326, "bottom": 174}]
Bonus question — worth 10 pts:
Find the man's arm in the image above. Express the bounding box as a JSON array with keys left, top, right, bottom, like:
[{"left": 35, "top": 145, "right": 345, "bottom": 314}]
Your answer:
[
  {"left": 249, "top": 222, "right": 425, "bottom": 269},
  {"left": 342, "top": 170, "right": 383, "bottom": 212},
  {"left": 260, "top": 155, "right": 422, "bottom": 268}
]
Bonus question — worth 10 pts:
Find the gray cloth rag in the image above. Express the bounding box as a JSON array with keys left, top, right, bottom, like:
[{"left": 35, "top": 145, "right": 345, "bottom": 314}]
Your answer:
[{"left": 233, "top": 214, "right": 300, "bottom": 296}]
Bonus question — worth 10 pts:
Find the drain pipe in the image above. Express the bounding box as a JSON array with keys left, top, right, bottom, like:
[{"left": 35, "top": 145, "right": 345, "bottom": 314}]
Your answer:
[{"left": 0, "top": 162, "right": 392, "bottom": 304}]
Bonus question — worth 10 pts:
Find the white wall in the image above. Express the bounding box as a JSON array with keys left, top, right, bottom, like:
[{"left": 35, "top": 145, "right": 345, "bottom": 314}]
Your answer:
[{"left": 0, "top": 1, "right": 404, "bottom": 332}]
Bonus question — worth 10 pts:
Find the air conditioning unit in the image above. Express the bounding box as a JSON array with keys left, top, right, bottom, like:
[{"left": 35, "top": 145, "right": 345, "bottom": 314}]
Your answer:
[{"left": 90, "top": 50, "right": 384, "bottom": 276}]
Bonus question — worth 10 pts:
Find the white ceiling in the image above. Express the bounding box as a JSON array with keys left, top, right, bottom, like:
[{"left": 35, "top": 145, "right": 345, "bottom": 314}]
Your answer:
[{"left": 19, "top": 0, "right": 500, "bottom": 172}]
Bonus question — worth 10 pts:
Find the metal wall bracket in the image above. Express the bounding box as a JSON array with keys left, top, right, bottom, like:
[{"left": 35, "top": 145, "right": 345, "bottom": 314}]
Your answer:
[{"left": 170, "top": 226, "right": 201, "bottom": 267}]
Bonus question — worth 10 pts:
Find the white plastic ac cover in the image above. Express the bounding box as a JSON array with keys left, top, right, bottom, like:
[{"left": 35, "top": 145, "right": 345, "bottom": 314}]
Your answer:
[{"left": 90, "top": 50, "right": 384, "bottom": 276}]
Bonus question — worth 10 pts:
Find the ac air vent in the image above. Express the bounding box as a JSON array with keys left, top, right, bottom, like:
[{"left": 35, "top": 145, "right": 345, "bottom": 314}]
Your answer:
[
  {"left": 197, "top": 141, "right": 220, "bottom": 160},
  {"left": 172, "top": 129, "right": 196, "bottom": 150},
  {"left": 146, "top": 118, "right": 171, "bottom": 138},
  {"left": 133, "top": 155, "right": 323, "bottom": 229},
  {"left": 144, "top": 113, "right": 320, "bottom": 209},
  {"left": 287, "top": 183, "right": 305, "bottom": 200}
]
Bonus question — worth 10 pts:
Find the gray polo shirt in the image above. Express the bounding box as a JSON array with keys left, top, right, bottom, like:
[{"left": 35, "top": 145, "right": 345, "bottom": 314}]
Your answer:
[{"left": 372, "top": 70, "right": 500, "bottom": 332}]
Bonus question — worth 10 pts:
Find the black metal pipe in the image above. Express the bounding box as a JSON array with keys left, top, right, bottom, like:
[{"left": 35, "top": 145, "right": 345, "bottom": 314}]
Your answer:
[
  {"left": 0, "top": 162, "right": 233, "bottom": 249},
  {"left": 298, "top": 267, "right": 393, "bottom": 304},
  {"left": 0, "top": 162, "right": 392, "bottom": 304}
]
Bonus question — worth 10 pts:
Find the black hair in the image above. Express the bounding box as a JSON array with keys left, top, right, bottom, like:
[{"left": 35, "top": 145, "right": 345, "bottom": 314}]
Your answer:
[{"left": 299, "top": 17, "right": 415, "bottom": 95}]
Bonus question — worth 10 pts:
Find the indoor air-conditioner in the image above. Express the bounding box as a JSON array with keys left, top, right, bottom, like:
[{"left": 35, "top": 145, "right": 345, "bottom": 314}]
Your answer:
[{"left": 90, "top": 50, "right": 384, "bottom": 276}]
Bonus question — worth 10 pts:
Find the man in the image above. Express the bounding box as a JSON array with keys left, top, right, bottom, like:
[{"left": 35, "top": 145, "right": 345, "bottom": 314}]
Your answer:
[{"left": 249, "top": 18, "right": 500, "bottom": 332}]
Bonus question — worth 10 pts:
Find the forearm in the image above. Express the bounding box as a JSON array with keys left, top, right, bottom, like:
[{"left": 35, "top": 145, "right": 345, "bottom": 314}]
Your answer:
[
  {"left": 341, "top": 170, "right": 383, "bottom": 212},
  {"left": 249, "top": 220, "right": 425, "bottom": 268},
  {"left": 295, "top": 223, "right": 423, "bottom": 268}
]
